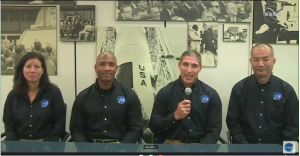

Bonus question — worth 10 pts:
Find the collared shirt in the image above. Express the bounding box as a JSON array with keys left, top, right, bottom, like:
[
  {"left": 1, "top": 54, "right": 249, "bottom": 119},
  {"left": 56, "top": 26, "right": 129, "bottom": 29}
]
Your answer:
[
  {"left": 149, "top": 78, "right": 222, "bottom": 144},
  {"left": 226, "top": 74, "right": 299, "bottom": 144},
  {"left": 2, "top": 85, "right": 66, "bottom": 141},
  {"left": 69, "top": 79, "right": 143, "bottom": 143}
]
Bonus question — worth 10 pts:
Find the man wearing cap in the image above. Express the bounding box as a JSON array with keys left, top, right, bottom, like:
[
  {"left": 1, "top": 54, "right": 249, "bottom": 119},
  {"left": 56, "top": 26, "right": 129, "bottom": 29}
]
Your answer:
[{"left": 226, "top": 43, "right": 299, "bottom": 144}]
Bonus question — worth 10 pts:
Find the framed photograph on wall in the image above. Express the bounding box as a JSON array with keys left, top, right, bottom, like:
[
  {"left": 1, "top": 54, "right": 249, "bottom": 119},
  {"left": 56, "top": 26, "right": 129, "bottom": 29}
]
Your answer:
[
  {"left": 116, "top": 1, "right": 251, "bottom": 22},
  {"left": 188, "top": 22, "right": 218, "bottom": 67},
  {"left": 253, "top": 0, "right": 299, "bottom": 44},
  {"left": 223, "top": 24, "right": 248, "bottom": 42},
  {"left": 96, "top": 26, "right": 187, "bottom": 143},
  {"left": 1, "top": 0, "right": 76, "bottom": 5},
  {"left": 60, "top": 5, "right": 95, "bottom": 42},
  {"left": 1, "top": 6, "right": 57, "bottom": 75}
]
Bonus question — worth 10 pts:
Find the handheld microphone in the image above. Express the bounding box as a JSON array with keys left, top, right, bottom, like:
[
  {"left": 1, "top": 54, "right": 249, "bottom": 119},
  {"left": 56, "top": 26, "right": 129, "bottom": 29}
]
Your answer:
[
  {"left": 184, "top": 87, "right": 192, "bottom": 100},
  {"left": 167, "top": 87, "right": 193, "bottom": 144}
]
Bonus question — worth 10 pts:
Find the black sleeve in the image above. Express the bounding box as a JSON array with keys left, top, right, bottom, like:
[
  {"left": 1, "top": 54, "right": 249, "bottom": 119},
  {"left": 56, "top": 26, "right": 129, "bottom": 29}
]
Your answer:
[
  {"left": 2, "top": 91, "right": 19, "bottom": 141},
  {"left": 44, "top": 87, "right": 66, "bottom": 141},
  {"left": 279, "top": 85, "right": 299, "bottom": 142},
  {"left": 201, "top": 91, "right": 222, "bottom": 144},
  {"left": 149, "top": 89, "right": 176, "bottom": 135},
  {"left": 121, "top": 91, "right": 143, "bottom": 143},
  {"left": 69, "top": 95, "right": 88, "bottom": 142},
  {"left": 226, "top": 85, "right": 249, "bottom": 143}
]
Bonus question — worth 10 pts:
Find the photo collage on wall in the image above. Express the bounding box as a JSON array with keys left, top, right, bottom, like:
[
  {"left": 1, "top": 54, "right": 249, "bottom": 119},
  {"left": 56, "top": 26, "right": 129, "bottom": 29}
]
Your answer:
[
  {"left": 96, "top": 26, "right": 187, "bottom": 143},
  {"left": 0, "top": 0, "right": 98, "bottom": 75},
  {"left": 0, "top": 0, "right": 298, "bottom": 146}
]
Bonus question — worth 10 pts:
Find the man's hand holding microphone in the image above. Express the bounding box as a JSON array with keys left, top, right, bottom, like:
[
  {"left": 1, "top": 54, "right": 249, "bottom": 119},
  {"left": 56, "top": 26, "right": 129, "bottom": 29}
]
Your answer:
[{"left": 174, "top": 87, "right": 192, "bottom": 120}]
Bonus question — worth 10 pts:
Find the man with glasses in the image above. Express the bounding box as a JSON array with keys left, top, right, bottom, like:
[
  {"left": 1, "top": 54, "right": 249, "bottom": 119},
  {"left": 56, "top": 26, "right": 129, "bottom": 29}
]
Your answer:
[
  {"left": 206, "top": 1, "right": 225, "bottom": 21},
  {"left": 119, "top": 5, "right": 133, "bottom": 20}
]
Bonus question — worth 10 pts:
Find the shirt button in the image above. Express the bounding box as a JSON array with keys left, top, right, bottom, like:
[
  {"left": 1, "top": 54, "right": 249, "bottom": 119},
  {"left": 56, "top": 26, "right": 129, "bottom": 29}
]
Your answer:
[
  {"left": 31, "top": 105, "right": 32, "bottom": 107},
  {"left": 188, "top": 117, "right": 190, "bottom": 119},
  {"left": 104, "top": 131, "right": 106, "bottom": 132},
  {"left": 104, "top": 106, "right": 107, "bottom": 108},
  {"left": 260, "top": 114, "right": 262, "bottom": 116},
  {"left": 30, "top": 115, "right": 32, "bottom": 117},
  {"left": 104, "top": 118, "right": 107, "bottom": 120},
  {"left": 29, "top": 135, "right": 32, "bottom": 137},
  {"left": 261, "top": 101, "right": 263, "bottom": 103},
  {"left": 259, "top": 126, "right": 261, "bottom": 128},
  {"left": 30, "top": 125, "right": 32, "bottom": 127},
  {"left": 166, "top": 127, "right": 168, "bottom": 129},
  {"left": 190, "top": 129, "right": 192, "bottom": 131},
  {"left": 173, "top": 122, "right": 176, "bottom": 124},
  {"left": 259, "top": 138, "right": 261, "bottom": 141},
  {"left": 261, "top": 89, "right": 264, "bottom": 91}
]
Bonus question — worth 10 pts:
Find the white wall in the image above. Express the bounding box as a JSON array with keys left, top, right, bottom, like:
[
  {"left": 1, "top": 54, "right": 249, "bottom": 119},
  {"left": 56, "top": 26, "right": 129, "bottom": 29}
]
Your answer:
[{"left": 1, "top": 1, "right": 299, "bottom": 143}]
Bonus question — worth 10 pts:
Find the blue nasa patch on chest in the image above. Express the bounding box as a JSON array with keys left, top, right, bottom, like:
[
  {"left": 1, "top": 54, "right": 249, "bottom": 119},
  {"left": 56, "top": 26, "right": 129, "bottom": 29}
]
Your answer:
[
  {"left": 117, "top": 96, "right": 126, "bottom": 104},
  {"left": 273, "top": 92, "right": 282, "bottom": 100},
  {"left": 200, "top": 95, "right": 209, "bottom": 103},
  {"left": 41, "top": 100, "right": 49, "bottom": 108}
]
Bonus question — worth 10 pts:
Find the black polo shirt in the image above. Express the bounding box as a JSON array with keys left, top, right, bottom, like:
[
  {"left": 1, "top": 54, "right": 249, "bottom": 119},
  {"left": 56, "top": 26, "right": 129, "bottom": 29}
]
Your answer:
[
  {"left": 69, "top": 79, "right": 144, "bottom": 143},
  {"left": 226, "top": 74, "right": 299, "bottom": 144},
  {"left": 149, "top": 78, "right": 222, "bottom": 144},
  {"left": 2, "top": 85, "right": 66, "bottom": 141}
]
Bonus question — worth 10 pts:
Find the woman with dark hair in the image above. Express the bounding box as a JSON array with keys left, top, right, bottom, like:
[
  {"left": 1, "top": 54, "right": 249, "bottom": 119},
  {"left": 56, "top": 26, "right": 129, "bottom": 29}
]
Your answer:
[{"left": 2, "top": 52, "right": 66, "bottom": 142}]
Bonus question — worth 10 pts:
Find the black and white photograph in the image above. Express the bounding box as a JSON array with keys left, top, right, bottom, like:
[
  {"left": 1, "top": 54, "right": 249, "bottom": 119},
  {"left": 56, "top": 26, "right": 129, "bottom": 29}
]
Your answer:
[
  {"left": 253, "top": 0, "right": 299, "bottom": 44},
  {"left": 116, "top": 1, "right": 251, "bottom": 22},
  {"left": 223, "top": 24, "right": 248, "bottom": 42},
  {"left": 188, "top": 22, "right": 218, "bottom": 67},
  {"left": 1, "top": 0, "right": 76, "bottom": 5},
  {"left": 1, "top": 6, "right": 57, "bottom": 75},
  {"left": 60, "top": 5, "right": 95, "bottom": 42},
  {"left": 97, "top": 26, "right": 187, "bottom": 143}
]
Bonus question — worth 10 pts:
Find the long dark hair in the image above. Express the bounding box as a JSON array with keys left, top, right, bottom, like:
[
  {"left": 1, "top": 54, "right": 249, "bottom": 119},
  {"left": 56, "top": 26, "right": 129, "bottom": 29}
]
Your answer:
[{"left": 12, "top": 52, "right": 52, "bottom": 94}]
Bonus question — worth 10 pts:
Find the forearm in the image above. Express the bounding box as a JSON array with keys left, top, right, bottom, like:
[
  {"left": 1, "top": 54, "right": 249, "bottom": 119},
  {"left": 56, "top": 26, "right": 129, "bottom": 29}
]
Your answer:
[{"left": 150, "top": 113, "right": 177, "bottom": 134}]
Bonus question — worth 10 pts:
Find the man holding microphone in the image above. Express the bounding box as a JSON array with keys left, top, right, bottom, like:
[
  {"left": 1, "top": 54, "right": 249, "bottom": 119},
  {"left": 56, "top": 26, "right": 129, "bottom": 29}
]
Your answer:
[{"left": 149, "top": 50, "right": 222, "bottom": 144}]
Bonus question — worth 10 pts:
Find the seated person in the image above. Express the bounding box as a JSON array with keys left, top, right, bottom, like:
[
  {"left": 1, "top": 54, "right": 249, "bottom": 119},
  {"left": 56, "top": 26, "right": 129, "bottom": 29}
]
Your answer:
[
  {"left": 69, "top": 52, "right": 143, "bottom": 144},
  {"left": 226, "top": 43, "right": 299, "bottom": 144},
  {"left": 2, "top": 52, "right": 66, "bottom": 142}
]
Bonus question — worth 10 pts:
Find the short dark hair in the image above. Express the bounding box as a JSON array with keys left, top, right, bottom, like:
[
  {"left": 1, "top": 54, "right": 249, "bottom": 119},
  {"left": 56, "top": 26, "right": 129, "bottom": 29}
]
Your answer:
[
  {"left": 180, "top": 50, "right": 201, "bottom": 65},
  {"left": 13, "top": 52, "right": 52, "bottom": 94},
  {"left": 251, "top": 43, "right": 274, "bottom": 57}
]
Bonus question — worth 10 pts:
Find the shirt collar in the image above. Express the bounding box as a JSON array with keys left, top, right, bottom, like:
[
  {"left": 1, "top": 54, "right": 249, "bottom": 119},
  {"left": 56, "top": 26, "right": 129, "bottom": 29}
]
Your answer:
[
  {"left": 94, "top": 78, "right": 116, "bottom": 91},
  {"left": 251, "top": 74, "right": 274, "bottom": 86},
  {"left": 177, "top": 76, "right": 198, "bottom": 90}
]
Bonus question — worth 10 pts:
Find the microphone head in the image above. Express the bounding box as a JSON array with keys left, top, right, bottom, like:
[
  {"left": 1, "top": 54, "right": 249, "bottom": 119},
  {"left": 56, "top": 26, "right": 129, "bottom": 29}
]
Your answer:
[{"left": 185, "top": 87, "right": 192, "bottom": 96}]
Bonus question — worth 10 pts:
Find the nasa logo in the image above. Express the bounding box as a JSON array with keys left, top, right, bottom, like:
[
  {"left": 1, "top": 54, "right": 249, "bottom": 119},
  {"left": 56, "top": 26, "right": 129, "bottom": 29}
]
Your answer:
[
  {"left": 117, "top": 96, "right": 126, "bottom": 104},
  {"left": 273, "top": 92, "right": 282, "bottom": 100},
  {"left": 41, "top": 100, "right": 49, "bottom": 108},
  {"left": 263, "top": 5, "right": 282, "bottom": 23},
  {"left": 283, "top": 141, "right": 295, "bottom": 153},
  {"left": 200, "top": 95, "right": 209, "bottom": 103}
]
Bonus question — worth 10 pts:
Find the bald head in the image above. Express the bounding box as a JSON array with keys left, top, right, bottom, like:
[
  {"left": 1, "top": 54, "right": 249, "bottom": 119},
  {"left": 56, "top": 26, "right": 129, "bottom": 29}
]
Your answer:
[
  {"left": 250, "top": 43, "right": 276, "bottom": 80},
  {"left": 95, "top": 52, "right": 118, "bottom": 84},
  {"left": 251, "top": 43, "right": 274, "bottom": 57},
  {"left": 96, "top": 52, "right": 117, "bottom": 64}
]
